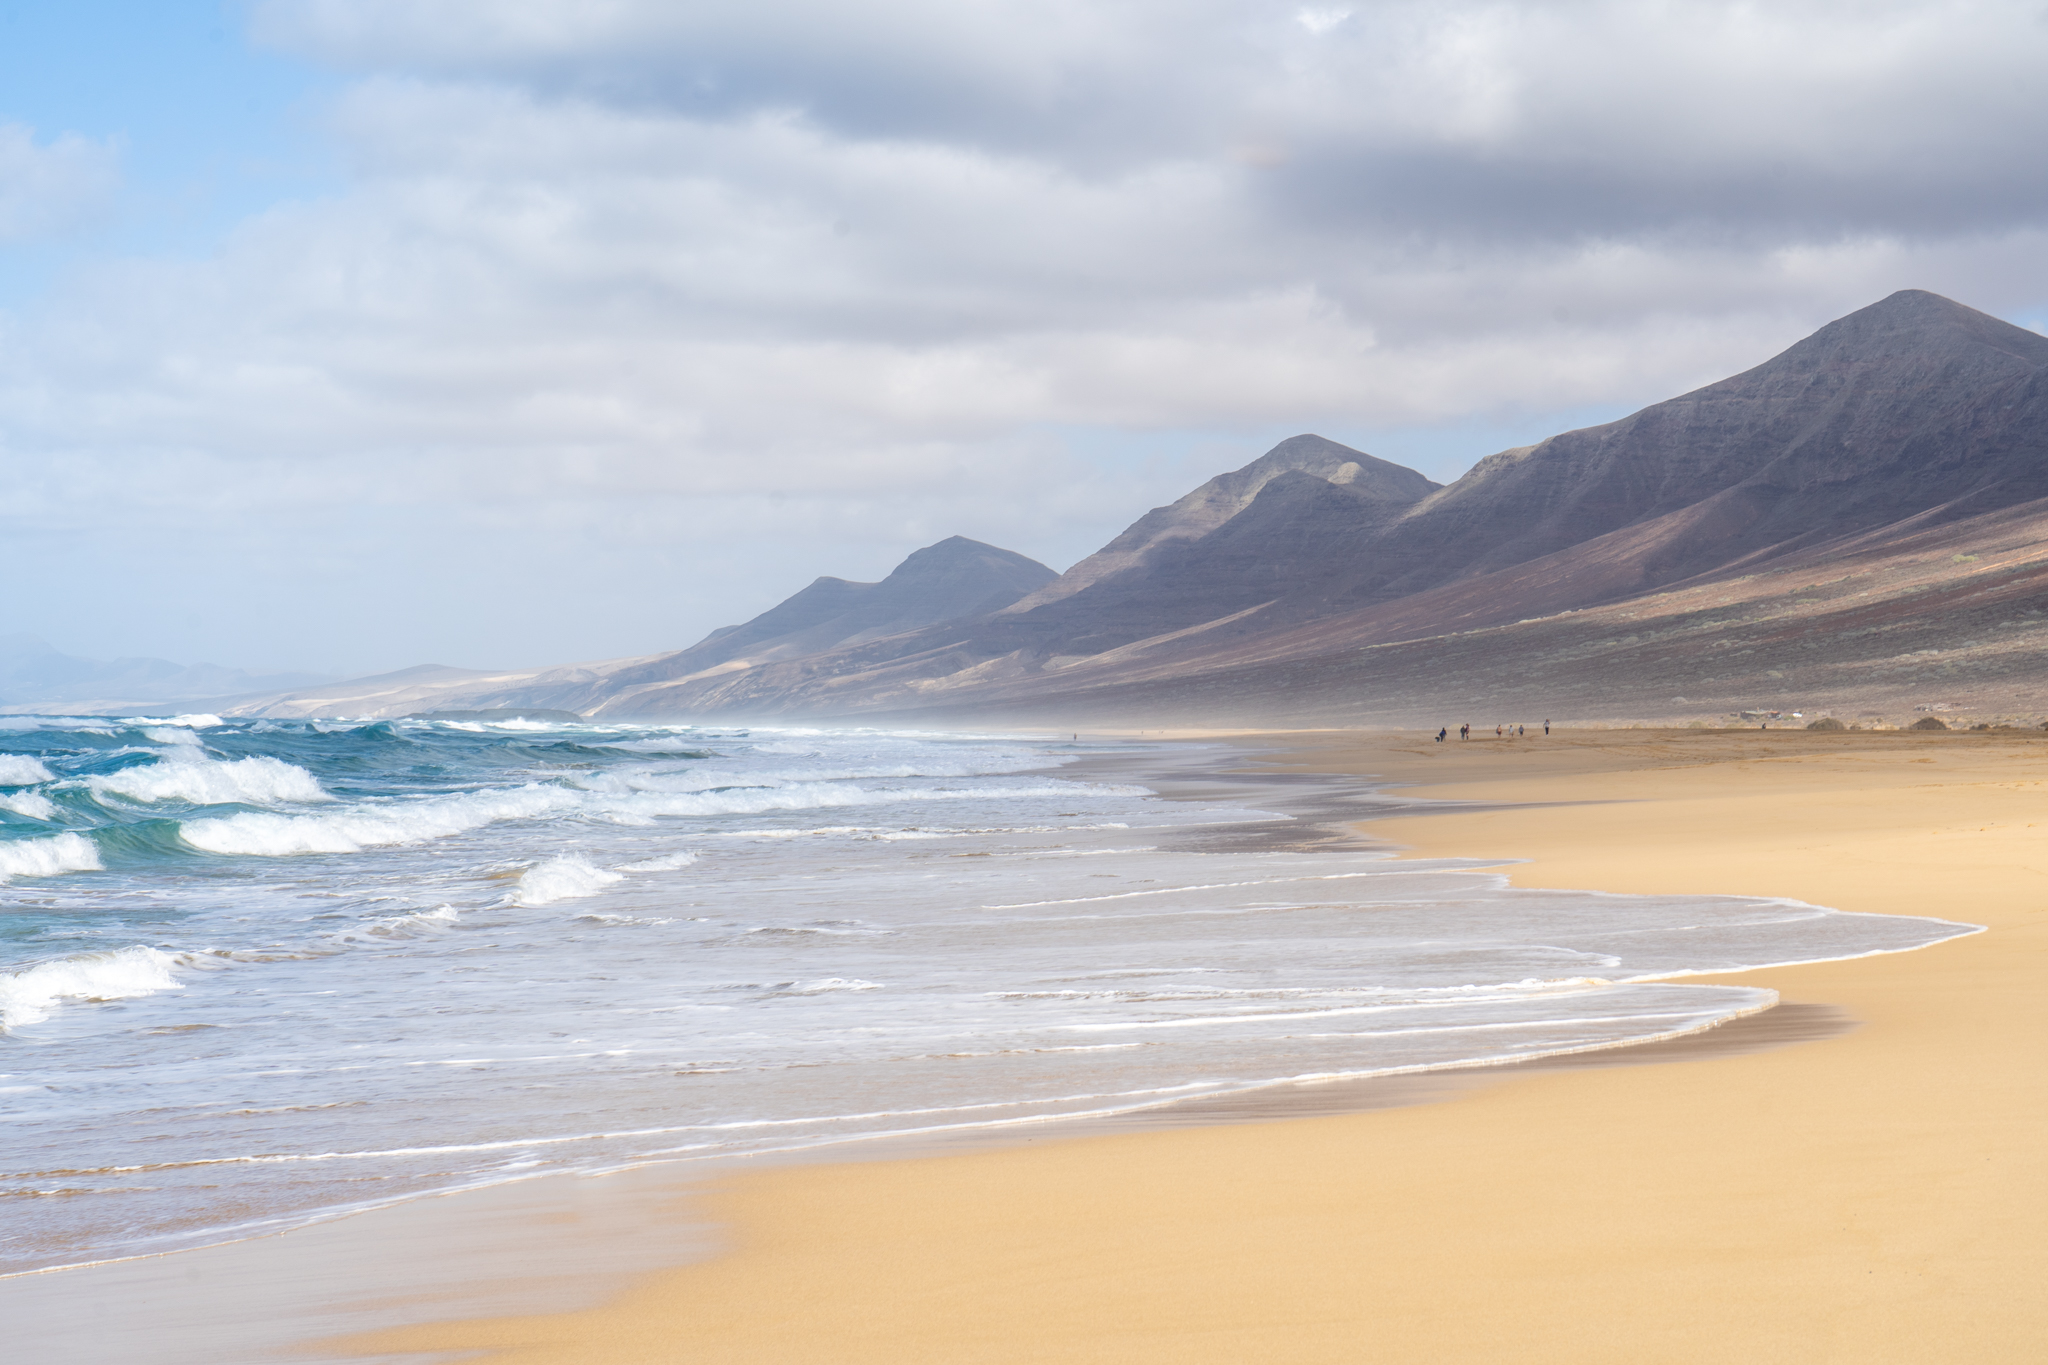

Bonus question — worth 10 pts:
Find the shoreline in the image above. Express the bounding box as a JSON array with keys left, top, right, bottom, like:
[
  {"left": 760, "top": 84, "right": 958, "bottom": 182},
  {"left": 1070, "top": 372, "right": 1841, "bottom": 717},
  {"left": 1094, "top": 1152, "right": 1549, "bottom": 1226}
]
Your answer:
[
  {"left": 325, "top": 725, "right": 2047, "bottom": 1363},
  {"left": 1, "top": 735, "right": 1565, "bottom": 1362},
  {"left": 1, "top": 739, "right": 1797, "bottom": 1269},
  {"left": 10, "top": 726, "right": 2039, "bottom": 1361}
]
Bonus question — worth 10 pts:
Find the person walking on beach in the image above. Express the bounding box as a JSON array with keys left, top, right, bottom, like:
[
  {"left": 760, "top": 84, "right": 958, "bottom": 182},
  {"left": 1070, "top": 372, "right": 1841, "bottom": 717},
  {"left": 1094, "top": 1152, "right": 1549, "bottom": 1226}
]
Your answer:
[
  {"left": 1543, "top": 719, "right": 1550, "bottom": 736},
  {"left": 1436, "top": 727, "right": 1447, "bottom": 743},
  {"left": 1460, "top": 724, "right": 1469, "bottom": 740}
]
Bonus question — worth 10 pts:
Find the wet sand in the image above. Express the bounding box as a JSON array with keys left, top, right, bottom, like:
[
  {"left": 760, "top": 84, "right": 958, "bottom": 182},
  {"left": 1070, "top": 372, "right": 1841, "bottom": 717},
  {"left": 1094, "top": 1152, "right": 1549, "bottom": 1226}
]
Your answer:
[{"left": 323, "top": 726, "right": 2048, "bottom": 1363}]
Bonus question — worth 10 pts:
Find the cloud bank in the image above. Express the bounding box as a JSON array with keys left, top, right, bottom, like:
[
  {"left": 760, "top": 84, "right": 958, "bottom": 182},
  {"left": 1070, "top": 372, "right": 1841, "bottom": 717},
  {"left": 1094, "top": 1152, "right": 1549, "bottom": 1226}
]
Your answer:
[{"left": 5, "top": 1, "right": 2048, "bottom": 673}]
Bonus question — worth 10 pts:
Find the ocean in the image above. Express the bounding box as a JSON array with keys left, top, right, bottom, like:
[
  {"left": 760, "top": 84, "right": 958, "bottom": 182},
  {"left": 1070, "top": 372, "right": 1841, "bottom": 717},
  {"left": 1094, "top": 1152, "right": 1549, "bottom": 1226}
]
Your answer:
[{"left": 0, "top": 716, "right": 1975, "bottom": 1277}]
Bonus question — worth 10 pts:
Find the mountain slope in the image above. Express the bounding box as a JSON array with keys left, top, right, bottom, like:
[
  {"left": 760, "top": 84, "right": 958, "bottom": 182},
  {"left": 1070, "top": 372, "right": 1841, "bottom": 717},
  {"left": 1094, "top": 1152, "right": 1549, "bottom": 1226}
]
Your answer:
[
  {"left": 589, "top": 290, "right": 2048, "bottom": 721},
  {"left": 1006, "top": 434, "right": 1439, "bottom": 613},
  {"left": 1314, "top": 287, "right": 2048, "bottom": 614},
  {"left": 591, "top": 537, "right": 1055, "bottom": 701},
  {"left": 217, "top": 538, "right": 1057, "bottom": 719}
]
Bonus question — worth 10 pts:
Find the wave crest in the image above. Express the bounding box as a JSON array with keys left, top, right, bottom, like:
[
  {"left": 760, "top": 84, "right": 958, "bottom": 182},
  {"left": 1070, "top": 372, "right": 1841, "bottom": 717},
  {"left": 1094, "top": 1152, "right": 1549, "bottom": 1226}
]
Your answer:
[
  {"left": 0, "top": 946, "right": 182, "bottom": 1029},
  {"left": 0, "top": 790, "right": 59, "bottom": 821},
  {"left": 176, "top": 780, "right": 1072, "bottom": 859},
  {"left": 181, "top": 784, "right": 580, "bottom": 854},
  {"left": 90, "top": 754, "right": 329, "bottom": 808},
  {"left": 511, "top": 855, "right": 623, "bottom": 907},
  {"left": 0, "top": 755, "right": 55, "bottom": 785},
  {"left": 618, "top": 851, "right": 697, "bottom": 872},
  {"left": 0, "top": 832, "right": 102, "bottom": 880}
]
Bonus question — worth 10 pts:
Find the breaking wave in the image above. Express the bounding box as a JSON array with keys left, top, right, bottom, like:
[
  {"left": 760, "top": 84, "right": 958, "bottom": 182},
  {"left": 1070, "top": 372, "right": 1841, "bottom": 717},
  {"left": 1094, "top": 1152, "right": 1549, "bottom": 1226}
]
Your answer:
[
  {"left": 89, "top": 754, "right": 330, "bottom": 807},
  {"left": 0, "top": 946, "right": 183, "bottom": 1029},
  {"left": 0, "top": 755, "right": 55, "bottom": 785},
  {"left": 178, "top": 781, "right": 1075, "bottom": 858},
  {"left": 181, "top": 784, "right": 587, "bottom": 855},
  {"left": 0, "top": 832, "right": 102, "bottom": 880},
  {"left": 510, "top": 855, "right": 623, "bottom": 906},
  {"left": 0, "top": 790, "right": 59, "bottom": 821}
]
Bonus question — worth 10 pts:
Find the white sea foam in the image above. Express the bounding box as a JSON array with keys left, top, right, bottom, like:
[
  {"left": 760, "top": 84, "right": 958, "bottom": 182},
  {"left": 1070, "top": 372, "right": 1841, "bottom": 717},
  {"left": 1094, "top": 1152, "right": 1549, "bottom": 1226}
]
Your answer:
[
  {"left": 180, "top": 784, "right": 586, "bottom": 854},
  {"left": 143, "top": 727, "right": 207, "bottom": 747},
  {"left": 607, "top": 737, "right": 717, "bottom": 753},
  {"left": 619, "top": 852, "right": 697, "bottom": 871},
  {"left": 0, "top": 790, "right": 59, "bottom": 820},
  {"left": 625, "top": 781, "right": 1081, "bottom": 815},
  {"left": 0, "top": 946, "right": 183, "bottom": 1029},
  {"left": 178, "top": 780, "right": 1078, "bottom": 858},
  {"left": 90, "top": 753, "right": 330, "bottom": 807},
  {"left": 0, "top": 832, "right": 102, "bottom": 879},
  {"left": 572, "top": 762, "right": 1031, "bottom": 795},
  {"left": 511, "top": 855, "right": 624, "bottom": 906},
  {"left": 201, "top": 906, "right": 463, "bottom": 963},
  {"left": 0, "top": 755, "right": 55, "bottom": 784},
  {"left": 351, "top": 904, "right": 463, "bottom": 938}
]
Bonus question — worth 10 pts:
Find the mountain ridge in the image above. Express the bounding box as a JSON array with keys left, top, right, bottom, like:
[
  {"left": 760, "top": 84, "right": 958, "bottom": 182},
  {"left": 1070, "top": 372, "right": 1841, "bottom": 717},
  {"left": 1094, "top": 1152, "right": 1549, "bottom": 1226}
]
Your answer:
[{"left": 220, "top": 289, "right": 2048, "bottom": 727}]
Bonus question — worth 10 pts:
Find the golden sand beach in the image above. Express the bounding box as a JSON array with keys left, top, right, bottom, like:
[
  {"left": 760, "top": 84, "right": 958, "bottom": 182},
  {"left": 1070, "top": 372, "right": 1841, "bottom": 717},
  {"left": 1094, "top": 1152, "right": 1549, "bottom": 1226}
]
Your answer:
[{"left": 333, "top": 727, "right": 2048, "bottom": 1363}]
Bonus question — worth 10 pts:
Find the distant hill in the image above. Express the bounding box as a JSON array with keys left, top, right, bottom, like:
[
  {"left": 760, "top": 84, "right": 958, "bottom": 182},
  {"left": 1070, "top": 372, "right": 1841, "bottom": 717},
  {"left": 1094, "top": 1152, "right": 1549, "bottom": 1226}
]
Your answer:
[
  {"left": 222, "top": 290, "right": 2048, "bottom": 728},
  {"left": 581, "top": 536, "right": 1057, "bottom": 709},
  {"left": 0, "top": 635, "right": 333, "bottom": 715},
  {"left": 226, "top": 538, "right": 1056, "bottom": 719}
]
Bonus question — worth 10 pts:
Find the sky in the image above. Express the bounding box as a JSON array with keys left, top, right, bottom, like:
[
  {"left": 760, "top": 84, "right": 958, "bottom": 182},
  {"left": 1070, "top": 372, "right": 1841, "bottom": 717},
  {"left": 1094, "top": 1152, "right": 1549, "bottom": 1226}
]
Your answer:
[{"left": 3, "top": 1, "right": 2047, "bottom": 678}]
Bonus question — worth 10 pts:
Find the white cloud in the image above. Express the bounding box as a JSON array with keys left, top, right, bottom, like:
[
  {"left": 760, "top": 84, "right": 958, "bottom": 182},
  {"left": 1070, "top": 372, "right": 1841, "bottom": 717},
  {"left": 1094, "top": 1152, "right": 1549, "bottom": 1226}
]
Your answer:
[
  {"left": 0, "top": 124, "right": 119, "bottom": 244},
  {"left": 5, "top": 1, "right": 2048, "bottom": 671}
]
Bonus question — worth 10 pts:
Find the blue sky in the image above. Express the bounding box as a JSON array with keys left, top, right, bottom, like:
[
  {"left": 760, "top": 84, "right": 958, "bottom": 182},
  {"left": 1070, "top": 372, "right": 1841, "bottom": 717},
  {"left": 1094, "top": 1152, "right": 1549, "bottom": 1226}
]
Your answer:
[
  {"left": 3, "top": 2, "right": 2046, "bottom": 678},
  {"left": 0, "top": 2, "right": 335, "bottom": 299}
]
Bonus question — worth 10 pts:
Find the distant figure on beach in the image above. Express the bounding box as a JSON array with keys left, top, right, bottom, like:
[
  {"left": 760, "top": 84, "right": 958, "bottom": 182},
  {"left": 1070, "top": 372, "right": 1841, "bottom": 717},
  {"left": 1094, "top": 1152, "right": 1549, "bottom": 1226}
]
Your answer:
[
  {"left": 1460, "top": 724, "right": 1469, "bottom": 740},
  {"left": 1517, "top": 725, "right": 1524, "bottom": 737},
  {"left": 1436, "top": 727, "right": 1447, "bottom": 743},
  {"left": 1544, "top": 719, "right": 1550, "bottom": 736},
  {"left": 1496, "top": 724, "right": 1502, "bottom": 737}
]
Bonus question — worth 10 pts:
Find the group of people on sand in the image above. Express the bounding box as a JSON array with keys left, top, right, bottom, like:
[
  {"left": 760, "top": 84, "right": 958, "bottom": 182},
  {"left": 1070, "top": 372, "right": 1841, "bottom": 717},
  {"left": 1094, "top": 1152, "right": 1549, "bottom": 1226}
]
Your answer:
[{"left": 1435, "top": 721, "right": 1551, "bottom": 743}]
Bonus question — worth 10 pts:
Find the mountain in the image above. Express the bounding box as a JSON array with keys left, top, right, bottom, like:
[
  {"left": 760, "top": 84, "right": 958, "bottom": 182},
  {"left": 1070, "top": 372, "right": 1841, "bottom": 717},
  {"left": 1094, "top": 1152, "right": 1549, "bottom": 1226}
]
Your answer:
[
  {"left": 1006, "top": 434, "right": 1439, "bottom": 615},
  {"left": 224, "top": 537, "right": 1056, "bottom": 719},
  {"left": 0, "top": 635, "right": 334, "bottom": 715},
  {"left": 583, "top": 536, "right": 1056, "bottom": 706},
  {"left": 220, "top": 289, "right": 2048, "bottom": 728},
  {"left": 569, "top": 290, "right": 2048, "bottom": 725}
]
